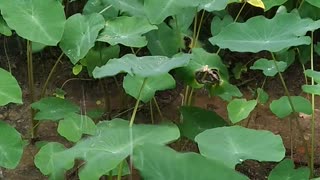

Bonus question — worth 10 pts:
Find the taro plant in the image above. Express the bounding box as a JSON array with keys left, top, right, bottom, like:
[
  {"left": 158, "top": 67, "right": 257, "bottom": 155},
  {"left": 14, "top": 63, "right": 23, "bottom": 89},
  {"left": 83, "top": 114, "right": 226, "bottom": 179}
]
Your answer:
[
  {"left": 1, "top": 0, "right": 320, "bottom": 179},
  {"left": 0, "top": 68, "right": 25, "bottom": 170}
]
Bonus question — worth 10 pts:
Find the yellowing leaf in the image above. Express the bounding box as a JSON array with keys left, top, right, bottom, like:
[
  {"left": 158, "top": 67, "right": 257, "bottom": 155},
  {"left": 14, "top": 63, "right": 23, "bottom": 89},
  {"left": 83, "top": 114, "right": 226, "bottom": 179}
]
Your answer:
[
  {"left": 245, "top": 0, "right": 265, "bottom": 9},
  {"left": 72, "top": 64, "right": 83, "bottom": 75}
]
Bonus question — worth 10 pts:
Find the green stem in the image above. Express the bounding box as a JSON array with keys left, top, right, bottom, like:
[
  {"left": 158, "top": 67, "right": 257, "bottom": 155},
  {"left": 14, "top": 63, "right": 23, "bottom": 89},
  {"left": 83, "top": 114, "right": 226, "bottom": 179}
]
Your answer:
[
  {"left": 190, "top": 9, "right": 198, "bottom": 52},
  {"left": 298, "top": 0, "right": 305, "bottom": 10},
  {"left": 193, "top": 10, "right": 205, "bottom": 48},
  {"left": 310, "top": 31, "right": 315, "bottom": 177},
  {"left": 129, "top": 78, "right": 147, "bottom": 127},
  {"left": 153, "top": 97, "right": 164, "bottom": 121},
  {"left": 116, "top": 160, "right": 124, "bottom": 180},
  {"left": 3, "top": 37, "right": 11, "bottom": 73},
  {"left": 60, "top": 78, "right": 93, "bottom": 89},
  {"left": 235, "top": 1, "right": 246, "bottom": 22},
  {"left": 174, "top": 15, "right": 183, "bottom": 52},
  {"left": 41, "top": 52, "right": 64, "bottom": 97},
  {"left": 99, "top": 4, "right": 112, "bottom": 14},
  {"left": 271, "top": 52, "right": 311, "bottom": 166},
  {"left": 184, "top": 86, "right": 190, "bottom": 105},
  {"left": 108, "top": 171, "right": 113, "bottom": 180},
  {"left": 187, "top": 88, "right": 194, "bottom": 106},
  {"left": 27, "top": 40, "right": 36, "bottom": 139},
  {"left": 150, "top": 101, "right": 154, "bottom": 124}
]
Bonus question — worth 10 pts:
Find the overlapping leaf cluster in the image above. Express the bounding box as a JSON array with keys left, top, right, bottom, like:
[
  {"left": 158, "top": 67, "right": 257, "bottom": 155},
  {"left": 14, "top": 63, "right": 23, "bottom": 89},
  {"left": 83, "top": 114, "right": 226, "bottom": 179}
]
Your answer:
[{"left": 1, "top": 0, "right": 320, "bottom": 179}]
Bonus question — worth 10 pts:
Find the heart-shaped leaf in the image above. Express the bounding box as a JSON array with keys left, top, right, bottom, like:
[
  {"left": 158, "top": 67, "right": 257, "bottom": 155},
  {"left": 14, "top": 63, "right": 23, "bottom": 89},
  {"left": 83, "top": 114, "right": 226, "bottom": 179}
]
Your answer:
[
  {"left": 0, "top": 68, "right": 22, "bottom": 106},
  {"left": 302, "top": 85, "right": 320, "bottom": 95},
  {"left": 268, "top": 159, "right": 310, "bottom": 180},
  {"left": 0, "top": 121, "right": 25, "bottom": 169},
  {"left": 257, "top": 88, "right": 269, "bottom": 104},
  {"left": 59, "top": 13, "right": 105, "bottom": 64},
  {"left": 270, "top": 96, "right": 312, "bottom": 118},
  {"left": 97, "top": 16, "right": 157, "bottom": 47},
  {"left": 263, "top": 0, "right": 289, "bottom": 11},
  {"left": 57, "top": 113, "right": 96, "bottom": 142},
  {"left": 250, "top": 58, "right": 287, "bottom": 77},
  {"left": 83, "top": 0, "right": 118, "bottom": 20},
  {"left": 304, "top": 69, "right": 320, "bottom": 83},
  {"left": 34, "top": 142, "right": 73, "bottom": 180},
  {"left": 105, "top": 0, "right": 145, "bottom": 16},
  {"left": 144, "top": 0, "right": 197, "bottom": 24},
  {"left": 81, "top": 45, "right": 120, "bottom": 77},
  {"left": 35, "top": 119, "right": 180, "bottom": 179},
  {"left": 133, "top": 144, "right": 248, "bottom": 180},
  {"left": 210, "top": 81, "right": 243, "bottom": 101},
  {"left": 198, "top": 0, "right": 233, "bottom": 12},
  {"left": 0, "top": 0, "right": 65, "bottom": 45},
  {"left": 275, "top": 49, "right": 295, "bottom": 67},
  {"left": 123, "top": 73, "right": 176, "bottom": 103},
  {"left": 227, "top": 99, "right": 257, "bottom": 123},
  {"left": 31, "top": 97, "right": 80, "bottom": 121},
  {"left": 170, "top": 9, "right": 196, "bottom": 34},
  {"left": 211, "top": 15, "right": 233, "bottom": 37},
  {"left": 306, "top": 0, "right": 320, "bottom": 8},
  {"left": 210, "top": 12, "right": 315, "bottom": 52},
  {"left": 93, "top": 53, "right": 191, "bottom": 78},
  {"left": 146, "top": 23, "right": 182, "bottom": 57},
  {"left": 195, "top": 126, "right": 285, "bottom": 168},
  {"left": 179, "top": 106, "right": 227, "bottom": 140}
]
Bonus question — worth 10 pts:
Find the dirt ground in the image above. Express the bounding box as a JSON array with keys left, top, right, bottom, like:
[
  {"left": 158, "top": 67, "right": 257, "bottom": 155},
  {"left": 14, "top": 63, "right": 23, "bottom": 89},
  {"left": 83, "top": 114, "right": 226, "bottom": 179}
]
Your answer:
[{"left": 1, "top": 42, "right": 320, "bottom": 179}]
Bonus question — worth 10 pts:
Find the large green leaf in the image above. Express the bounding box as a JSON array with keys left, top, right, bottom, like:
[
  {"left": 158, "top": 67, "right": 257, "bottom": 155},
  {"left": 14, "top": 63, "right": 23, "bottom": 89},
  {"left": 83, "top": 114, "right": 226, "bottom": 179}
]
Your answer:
[
  {"left": 31, "top": 97, "right": 80, "bottom": 121},
  {"left": 146, "top": 23, "right": 181, "bottom": 57},
  {"left": 83, "top": 0, "right": 118, "bottom": 20},
  {"left": 34, "top": 142, "right": 73, "bottom": 180},
  {"left": 57, "top": 113, "right": 96, "bottom": 142},
  {"left": 211, "top": 15, "right": 233, "bottom": 36},
  {"left": 93, "top": 53, "right": 191, "bottom": 78},
  {"left": 59, "top": 13, "right": 105, "bottom": 64},
  {"left": 210, "top": 81, "right": 242, "bottom": 101},
  {"left": 0, "top": 68, "right": 22, "bottom": 106},
  {"left": 81, "top": 45, "right": 120, "bottom": 77},
  {"left": 250, "top": 58, "right": 287, "bottom": 77},
  {"left": 0, "top": 0, "right": 65, "bottom": 45},
  {"left": 198, "top": 0, "right": 231, "bottom": 12},
  {"left": 306, "top": 0, "right": 320, "bottom": 8},
  {"left": 195, "top": 126, "right": 285, "bottom": 168},
  {"left": 133, "top": 144, "right": 248, "bottom": 180},
  {"left": 179, "top": 106, "right": 227, "bottom": 140},
  {"left": 97, "top": 16, "right": 157, "bottom": 47},
  {"left": 263, "top": 0, "right": 289, "bottom": 11},
  {"left": 210, "top": 12, "right": 315, "bottom": 53},
  {"left": 170, "top": 9, "right": 196, "bottom": 34},
  {"left": 0, "top": 121, "right": 25, "bottom": 169},
  {"left": 0, "top": 16, "right": 11, "bottom": 36},
  {"left": 105, "top": 0, "right": 145, "bottom": 16},
  {"left": 270, "top": 96, "right": 312, "bottom": 118},
  {"left": 35, "top": 119, "right": 180, "bottom": 179},
  {"left": 268, "top": 159, "right": 310, "bottom": 180},
  {"left": 123, "top": 73, "right": 176, "bottom": 103},
  {"left": 144, "top": 0, "right": 197, "bottom": 24},
  {"left": 227, "top": 99, "right": 257, "bottom": 124}
]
